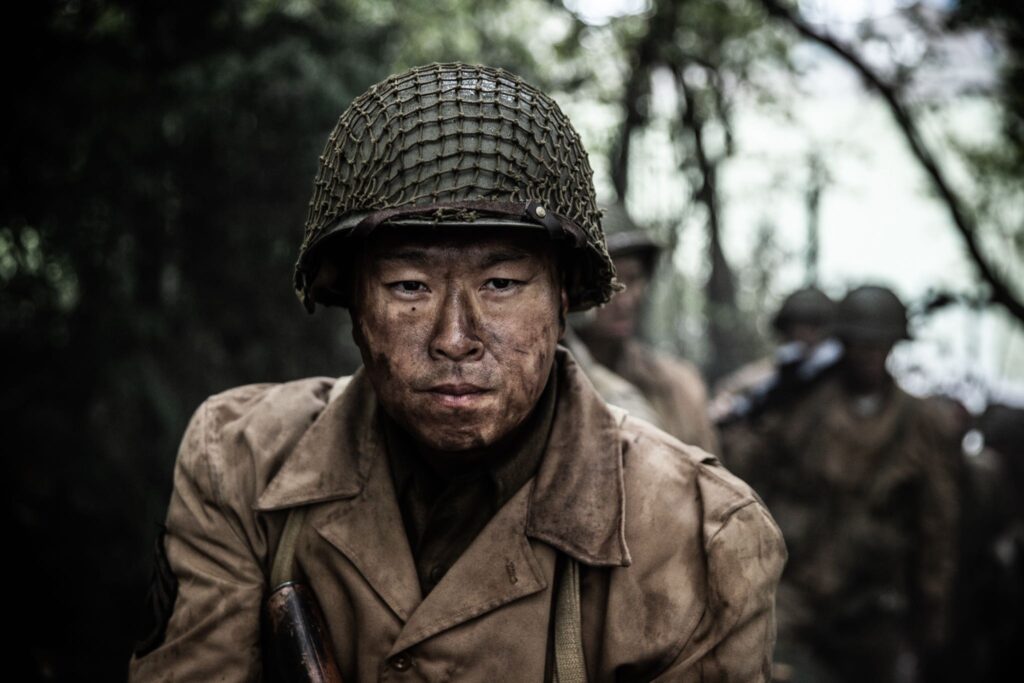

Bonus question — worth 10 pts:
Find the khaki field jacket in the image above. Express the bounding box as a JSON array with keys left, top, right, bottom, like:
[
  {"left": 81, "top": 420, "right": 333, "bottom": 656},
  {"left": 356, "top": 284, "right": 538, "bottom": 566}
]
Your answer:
[{"left": 129, "top": 350, "right": 785, "bottom": 682}]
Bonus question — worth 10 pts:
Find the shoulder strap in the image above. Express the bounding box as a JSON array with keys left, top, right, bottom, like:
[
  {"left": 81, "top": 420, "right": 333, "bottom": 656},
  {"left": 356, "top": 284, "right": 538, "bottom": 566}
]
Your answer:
[
  {"left": 270, "top": 506, "right": 308, "bottom": 589},
  {"left": 267, "top": 376, "right": 349, "bottom": 589},
  {"left": 553, "top": 556, "right": 587, "bottom": 683}
]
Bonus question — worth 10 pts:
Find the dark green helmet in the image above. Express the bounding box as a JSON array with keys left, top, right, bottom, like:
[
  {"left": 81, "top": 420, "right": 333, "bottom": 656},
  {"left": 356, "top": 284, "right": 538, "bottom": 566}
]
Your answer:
[
  {"left": 836, "top": 285, "right": 910, "bottom": 343},
  {"left": 600, "top": 202, "right": 662, "bottom": 273},
  {"left": 294, "top": 62, "right": 619, "bottom": 313},
  {"left": 772, "top": 286, "right": 836, "bottom": 333}
]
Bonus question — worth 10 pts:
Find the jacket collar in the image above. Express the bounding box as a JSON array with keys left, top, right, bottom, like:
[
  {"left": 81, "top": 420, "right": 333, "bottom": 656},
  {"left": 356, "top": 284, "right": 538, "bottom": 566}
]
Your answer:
[
  {"left": 255, "top": 347, "right": 631, "bottom": 567},
  {"left": 526, "top": 348, "right": 631, "bottom": 567},
  {"left": 254, "top": 370, "right": 373, "bottom": 510}
]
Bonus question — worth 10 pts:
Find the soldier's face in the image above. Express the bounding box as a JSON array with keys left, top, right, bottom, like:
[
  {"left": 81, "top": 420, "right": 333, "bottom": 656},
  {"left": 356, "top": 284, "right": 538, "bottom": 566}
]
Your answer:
[
  {"left": 842, "top": 339, "right": 894, "bottom": 393},
  {"left": 352, "top": 227, "right": 567, "bottom": 455},
  {"left": 588, "top": 254, "right": 649, "bottom": 340}
]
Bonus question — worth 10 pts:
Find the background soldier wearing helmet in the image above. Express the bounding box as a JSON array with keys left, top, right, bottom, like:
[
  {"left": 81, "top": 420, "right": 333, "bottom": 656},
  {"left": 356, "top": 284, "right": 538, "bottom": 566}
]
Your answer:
[
  {"left": 720, "top": 284, "right": 959, "bottom": 683},
  {"left": 935, "top": 401, "right": 1024, "bottom": 683},
  {"left": 711, "top": 286, "right": 840, "bottom": 426},
  {"left": 128, "top": 63, "right": 785, "bottom": 682},
  {"left": 574, "top": 202, "right": 719, "bottom": 452}
]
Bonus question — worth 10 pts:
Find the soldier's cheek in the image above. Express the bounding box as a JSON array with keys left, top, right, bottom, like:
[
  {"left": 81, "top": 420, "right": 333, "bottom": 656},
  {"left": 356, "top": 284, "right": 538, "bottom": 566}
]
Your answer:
[
  {"left": 480, "top": 306, "right": 559, "bottom": 420},
  {"left": 355, "top": 307, "right": 424, "bottom": 402}
]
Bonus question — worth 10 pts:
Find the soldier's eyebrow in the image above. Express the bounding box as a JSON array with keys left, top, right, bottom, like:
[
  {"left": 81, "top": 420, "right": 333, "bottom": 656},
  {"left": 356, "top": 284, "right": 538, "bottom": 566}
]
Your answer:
[
  {"left": 376, "top": 248, "right": 430, "bottom": 264},
  {"left": 373, "top": 245, "right": 536, "bottom": 268},
  {"left": 477, "top": 248, "right": 531, "bottom": 269}
]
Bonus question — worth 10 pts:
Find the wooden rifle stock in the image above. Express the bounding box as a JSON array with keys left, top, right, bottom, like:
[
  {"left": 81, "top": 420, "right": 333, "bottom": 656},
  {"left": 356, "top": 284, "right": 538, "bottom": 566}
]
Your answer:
[{"left": 266, "top": 581, "right": 344, "bottom": 683}]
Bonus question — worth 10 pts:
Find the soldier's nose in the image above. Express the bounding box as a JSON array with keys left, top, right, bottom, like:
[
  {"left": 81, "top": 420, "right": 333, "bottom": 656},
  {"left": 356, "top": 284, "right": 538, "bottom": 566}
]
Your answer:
[{"left": 429, "top": 288, "right": 484, "bottom": 362}]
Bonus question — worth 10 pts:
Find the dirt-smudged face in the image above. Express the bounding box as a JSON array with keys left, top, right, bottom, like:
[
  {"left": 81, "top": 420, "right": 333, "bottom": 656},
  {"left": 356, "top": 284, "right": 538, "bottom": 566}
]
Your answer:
[
  {"left": 351, "top": 227, "right": 567, "bottom": 458},
  {"left": 587, "top": 254, "right": 649, "bottom": 341}
]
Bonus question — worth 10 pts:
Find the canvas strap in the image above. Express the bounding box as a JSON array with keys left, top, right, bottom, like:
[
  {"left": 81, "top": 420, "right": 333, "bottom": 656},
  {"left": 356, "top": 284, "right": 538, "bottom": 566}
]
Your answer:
[
  {"left": 553, "top": 556, "right": 587, "bottom": 683},
  {"left": 270, "top": 506, "right": 308, "bottom": 589}
]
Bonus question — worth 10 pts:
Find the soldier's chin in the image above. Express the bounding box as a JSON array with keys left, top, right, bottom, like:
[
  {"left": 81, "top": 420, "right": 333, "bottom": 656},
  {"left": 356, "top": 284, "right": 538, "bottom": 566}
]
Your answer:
[{"left": 414, "top": 424, "right": 495, "bottom": 454}]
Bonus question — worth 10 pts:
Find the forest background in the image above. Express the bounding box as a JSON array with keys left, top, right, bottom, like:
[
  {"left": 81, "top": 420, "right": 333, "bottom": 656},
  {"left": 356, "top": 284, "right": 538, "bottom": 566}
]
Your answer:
[{"left": 3, "top": 0, "right": 1022, "bottom": 679}]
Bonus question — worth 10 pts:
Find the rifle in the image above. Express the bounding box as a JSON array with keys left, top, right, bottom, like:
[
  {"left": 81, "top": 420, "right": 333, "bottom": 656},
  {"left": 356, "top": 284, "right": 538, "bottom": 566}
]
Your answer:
[
  {"left": 265, "top": 507, "right": 344, "bottom": 683},
  {"left": 715, "top": 338, "right": 843, "bottom": 427}
]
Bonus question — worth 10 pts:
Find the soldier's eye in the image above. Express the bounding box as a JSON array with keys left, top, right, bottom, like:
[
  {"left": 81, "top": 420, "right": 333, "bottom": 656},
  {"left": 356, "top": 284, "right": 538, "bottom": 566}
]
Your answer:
[
  {"left": 485, "top": 278, "right": 517, "bottom": 291},
  {"left": 389, "top": 281, "right": 428, "bottom": 295}
]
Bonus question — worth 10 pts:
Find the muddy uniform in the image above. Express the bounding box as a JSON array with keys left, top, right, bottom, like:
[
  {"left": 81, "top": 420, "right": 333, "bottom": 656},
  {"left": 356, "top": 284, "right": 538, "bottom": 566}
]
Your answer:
[
  {"left": 721, "top": 374, "right": 958, "bottom": 683},
  {"left": 612, "top": 340, "right": 719, "bottom": 454},
  {"left": 562, "top": 330, "right": 662, "bottom": 428},
  {"left": 129, "top": 350, "right": 785, "bottom": 682}
]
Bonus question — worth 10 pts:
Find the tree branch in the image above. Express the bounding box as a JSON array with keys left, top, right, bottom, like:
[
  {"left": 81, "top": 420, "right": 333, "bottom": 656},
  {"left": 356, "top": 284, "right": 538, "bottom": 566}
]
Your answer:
[
  {"left": 675, "top": 64, "right": 736, "bottom": 309},
  {"left": 760, "top": 0, "right": 1024, "bottom": 324},
  {"left": 610, "top": 0, "right": 681, "bottom": 201}
]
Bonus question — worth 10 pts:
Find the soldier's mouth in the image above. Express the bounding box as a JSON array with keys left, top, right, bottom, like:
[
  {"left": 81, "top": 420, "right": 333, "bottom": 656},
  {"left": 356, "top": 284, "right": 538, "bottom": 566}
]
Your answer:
[{"left": 424, "top": 383, "right": 491, "bottom": 408}]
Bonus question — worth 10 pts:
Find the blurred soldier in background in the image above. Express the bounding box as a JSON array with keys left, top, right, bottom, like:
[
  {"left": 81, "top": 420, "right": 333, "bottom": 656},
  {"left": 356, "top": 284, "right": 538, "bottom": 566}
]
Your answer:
[
  {"left": 720, "top": 284, "right": 959, "bottom": 683},
  {"left": 940, "top": 402, "right": 1024, "bottom": 683},
  {"left": 574, "top": 203, "right": 718, "bottom": 452},
  {"left": 711, "top": 286, "right": 840, "bottom": 425},
  {"left": 561, "top": 327, "right": 662, "bottom": 426}
]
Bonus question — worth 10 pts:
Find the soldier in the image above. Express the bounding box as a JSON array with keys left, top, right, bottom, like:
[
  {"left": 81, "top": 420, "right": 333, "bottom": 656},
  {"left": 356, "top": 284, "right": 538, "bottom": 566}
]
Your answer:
[
  {"left": 128, "top": 64, "right": 784, "bottom": 682},
  {"left": 710, "top": 286, "right": 839, "bottom": 425},
  {"left": 942, "top": 402, "right": 1024, "bottom": 683},
  {"left": 721, "top": 285, "right": 958, "bottom": 683},
  {"left": 560, "top": 326, "right": 662, "bottom": 427},
  {"left": 574, "top": 203, "right": 718, "bottom": 452}
]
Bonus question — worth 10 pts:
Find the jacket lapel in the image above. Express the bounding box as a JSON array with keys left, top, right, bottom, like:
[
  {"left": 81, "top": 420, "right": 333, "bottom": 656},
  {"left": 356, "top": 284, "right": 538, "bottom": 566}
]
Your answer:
[
  {"left": 526, "top": 349, "right": 632, "bottom": 568},
  {"left": 389, "top": 481, "right": 549, "bottom": 655},
  {"left": 255, "top": 368, "right": 422, "bottom": 623},
  {"left": 312, "top": 453, "right": 423, "bottom": 623}
]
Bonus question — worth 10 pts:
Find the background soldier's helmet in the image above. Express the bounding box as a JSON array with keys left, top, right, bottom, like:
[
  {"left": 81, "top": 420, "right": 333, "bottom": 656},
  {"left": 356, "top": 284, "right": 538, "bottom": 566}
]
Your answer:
[
  {"left": 772, "top": 286, "right": 836, "bottom": 334},
  {"left": 294, "top": 62, "right": 619, "bottom": 313},
  {"left": 600, "top": 202, "right": 662, "bottom": 274},
  {"left": 835, "top": 285, "right": 910, "bottom": 343}
]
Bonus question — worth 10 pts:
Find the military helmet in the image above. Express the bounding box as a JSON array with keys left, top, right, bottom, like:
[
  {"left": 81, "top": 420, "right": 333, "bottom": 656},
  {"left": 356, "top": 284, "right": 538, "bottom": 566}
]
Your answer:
[
  {"left": 835, "top": 285, "right": 910, "bottom": 343},
  {"left": 294, "top": 62, "right": 619, "bottom": 313},
  {"left": 772, "top": 286, "right": 836, "bottom": 333},
  {"left": 600, "top": 202, "right": 662, "bottom": 273}
]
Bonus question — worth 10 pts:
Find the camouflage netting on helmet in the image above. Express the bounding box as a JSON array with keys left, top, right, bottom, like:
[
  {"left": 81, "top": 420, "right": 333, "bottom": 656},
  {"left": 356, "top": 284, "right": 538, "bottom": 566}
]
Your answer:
[{"left": 295, "top": 62, "right": 617, "bottom": 312}]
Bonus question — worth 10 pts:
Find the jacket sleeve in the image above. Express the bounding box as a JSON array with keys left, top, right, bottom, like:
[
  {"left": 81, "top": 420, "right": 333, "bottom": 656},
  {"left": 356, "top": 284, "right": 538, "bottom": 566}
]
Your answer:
[
  {"left": 655, "top": 501, "right": 787, "bottom": 682},
  {"left": 128, "top": 398, "right": 266, "bottom": 682}
]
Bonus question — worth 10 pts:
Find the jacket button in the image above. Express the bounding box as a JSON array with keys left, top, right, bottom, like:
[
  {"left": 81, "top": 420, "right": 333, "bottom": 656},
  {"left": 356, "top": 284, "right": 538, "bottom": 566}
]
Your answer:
[{"left": 389, "top": 653, "right": 412, "bottom": 672}]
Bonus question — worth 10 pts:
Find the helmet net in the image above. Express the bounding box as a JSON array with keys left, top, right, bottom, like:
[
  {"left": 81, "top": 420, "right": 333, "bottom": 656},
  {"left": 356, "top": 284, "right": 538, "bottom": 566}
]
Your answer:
[{"left": 296, "top": 63, "right": 616, "bottom": 311}]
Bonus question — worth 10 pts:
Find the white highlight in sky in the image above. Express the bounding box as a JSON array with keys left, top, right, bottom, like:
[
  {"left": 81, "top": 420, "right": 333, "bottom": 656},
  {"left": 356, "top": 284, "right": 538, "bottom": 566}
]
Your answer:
[{"left": 563, "top": 0, "right": 650, "bottom": 25}]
